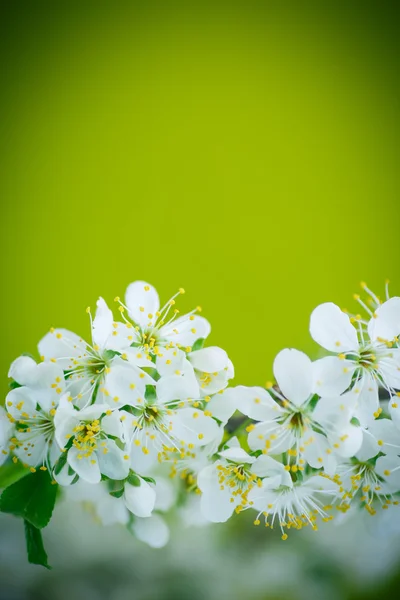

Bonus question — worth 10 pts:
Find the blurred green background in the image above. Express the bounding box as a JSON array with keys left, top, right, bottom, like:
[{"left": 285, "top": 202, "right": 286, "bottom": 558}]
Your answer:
[{"left": 1, "top": 1, "right": 400, "bottom": 599}]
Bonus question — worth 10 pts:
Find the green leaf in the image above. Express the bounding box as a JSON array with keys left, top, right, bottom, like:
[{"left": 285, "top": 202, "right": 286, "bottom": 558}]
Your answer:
[
  {"left": 103, "top": 349, "right": 121, "bottom": 361},
  {"left": 53, "top": 437, "right": 74, "bottom": 475},
  {"left": 145, "top": 385, "right": 157, "bottom": 402},
  {"left": 0, "top": 460, "right": 29, "bottom": 489},
  {"left": 127, "top": 472, "right": 141, "bottom": 487},
  {"left": 141, "top": 476, "right": 156, "bottom": 485},
  {"left": 24, "top": 520, "right": 51, "bottom": 569},
  {"left": 0, "top": 469, "right": 58, "bottom": 529},
  {"left": 191, "top": 338, "right": 205, "bottom": 352},
  {"left": 8, "top": 380, "right": 22, "bottom": 390},
  {"left": 109, "top": 488, "right": 125, "bottom": 498}
]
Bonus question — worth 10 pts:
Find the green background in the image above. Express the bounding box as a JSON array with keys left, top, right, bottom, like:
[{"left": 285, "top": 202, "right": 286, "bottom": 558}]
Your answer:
[
  {"left": 1, "top": 3, "right": 400, "bottom": 598},
  {"left": 1, "top": 1, "right": 399, "bottom": 394}
]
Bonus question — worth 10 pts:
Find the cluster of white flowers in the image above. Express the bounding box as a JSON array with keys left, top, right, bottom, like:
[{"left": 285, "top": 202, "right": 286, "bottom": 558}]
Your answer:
[{"left": 1, "top": 279, "right": 399, "bottom": 549}]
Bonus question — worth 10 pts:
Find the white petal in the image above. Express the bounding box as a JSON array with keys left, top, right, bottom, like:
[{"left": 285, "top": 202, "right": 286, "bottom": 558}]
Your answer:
[
  {"left": 247, "top": 421, "right": 293, "bottom": 454},
  {"left": 15, "top": 433, "right": 47, "bottom": 467},
  {"left": 218, "top": 385, "right": 282, "bottom": 422},
  {"left": 197, "top": 463, "right": 236, "bottom": 523},
  {"left": 8, "top": 356, "right": 38, "bottom": 386},
  {"left": 106, "top": 322, "right": 140, "bottom": 351},
  {"left": 251, "top": 455, "right": 292, "bottom": 486},
  {"left": 313, "top": 356, "right": 355, "bottom": 397},
  {"left": 375, "top": 455, "right": 400, "bottom": 492},
  {"left": 205, "top": 388, "right": 241, "bottom": 424},
  {"left": 379, "top": 349, "right": 400, "bottom": 389},
  {"left": 368, "top": 419, "right": 400, "bottom": 457},
  {"left": 368, "top": 297, "right": 400, "bottom": 342},
  {"left": 303, "top": 432, "right": 337, "bottom": 475},
  {"left": 92, "top": 297, "right": 113, "bottom": 349},
  {"left": 129, "top": 439, "right": 158, "bottom": 474},
  {"left": 125, "top": 281, "right": 160, "bottom": 329},
  {"left": 188, "top": 347, "right": 230, "bottom": 373},
  {"left": 101, "top": 411, "right": 124, "bottom": 439},
  {"left": 154, "top": 477, "right": 177, "bottom": 512},
  {"left": 132, "top": 514, "right": 170, "bottom": 548},
  {"left": 159, "top": 315, "right": 211, "bottom": 347},
  {"left": 356, "top": 429, "right": 379, "bottom": 462},
  {"left": 104, "top": 361, "right": 154, "bottom": 408},
  {"left": 124, "top": 479, "right": 156, "bottom": 517},
  {"left": 54, "top": 396, "right": 78, "bottom": 447},
  {"left": 273, "top": 348, "right": 313, "bottom": 406},
  {"left": 78, "top": 403, "right": 109, "bottom": 421},
  {"left": 97, "top": 438, "right": 130, "bottom": 480},
  {"left": 5, "top": 387, "right": 37, "bottom": 420},
  {"left": 198, "top": 363, "right": 234, "bottom": 396},
  {"left": 219, "top": 447, "right": 255, "bottom": 463},
  {"left": 389, "top": 397, "right": 400, "bottom": 429},
  {"left": 156, "top": 371, "right": 199, "bottom": 404},
  {"left": 355, "top": 377, "right": 379, "bottom": 427},
  {"left": 329, "top": 424, "right": 363, "bottom": 458},
  {"left": 67, "top": 447, "right": 101, "bottom": 484},
  {"left": 155, "top": 347, "right": 188, "bottom": 377},
  {"left": 38, "top": 328, "right": 86, "bottom": 368},
  {"left": 313, "top": 391, "right": 359, "bottom": 429},
  {"left": 310, "top": 302, "right": 359, "bottom": 353},
  {"left": 169, "top": 408, "right": 220, "bottom": 446}
]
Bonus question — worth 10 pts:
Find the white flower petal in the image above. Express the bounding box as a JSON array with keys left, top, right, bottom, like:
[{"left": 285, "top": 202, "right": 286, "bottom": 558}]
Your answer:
[
  {"left": 313, "top": 356, "right": 355, "bottom": 397},
  {"left": 198, "top": 362, "right": 234, "bottom": 396},
  {"left": 273, "top": 348, "right": 313, "bottom": 406},
  {"left": 106, "top": 322, "right": 140, "bottom": 351},
  {"left": 368, "top": 419, "right": 400, "bottom": 457},
  {"left": 154, "top": 477, "right": 177, "bottom": 512},
  {"left": 67, "top": 447, "right": 101, "bottom": 484},
  {"left": 156, "top": 371, "right": 199, "bottom": 404},
  {"left": 205, "top": 388, "right": 241, "bottom": 424},
  {"left": 38, "top": 328, "right": 86, "bottom": 369},
  {"left": 104, "top": 361, "right": 154, "bottom": 408},
  {"left": 169, "top": 408, "right": 220, "bottom": 446},
  {"left": 124, "top": 479, "right": 156, "bottom": 517},
  {"left": 219, "top": 447, "right": 255, "bottom": 463},
  {"left": 92, "top": 297, "right": 114, "bottom": 349},
  {"left": 101, "top": 411, "right": 124, "bottom": 439},
  {"left": 5, "top": 387, "right": 37, "bottom": 420},
  {"left": 188, "top": 347, "right": 230, "bottom": 373},
  {"left": 389, "top": 397, "right": 400, "bottom": 429},
  {"left": 97, "top": 438, "right": 130, "bottom": 480},
  {"left": 220, "top": 386, "right": 282, "bottom": 422},
  {"left": 330, "top": 424, "right": 363, "bottom": 458},
  {"left": 375, "top": 455, "right": 400, "bottom": 492},
  {"left": 303, "top": 432, "right": 337, "bottom": 475},
  {"left": 132, "top": 514, "right": 170, "bottom": 548},
  {"left": 15, "top": 433, "right": 47, "bottom": 467},
  {"left": 197, "top": 463, "right": 237, "bottom": 523},
  {"left": 159, "top": 315, "right": 211, "bottom": 347},
  {"left": 310, "top": 302, "right": 359, "bottom": 353},
  {"left": 125, "top": 281, "right": 160, "bottom": 329},
  {"left": 155, "top": 347, "right": 188, "bottom": 377},
  {"left": 8, "top": 356, "right": 38, "bottom": 386},
  {"left": 129, "top": 439, "right": 158, "bottom": 474},
  {"left": 355, "top": 377, "right": 379, "bottom": 427},
  {"left": 356, "top": 429, "right": 379, "bottom": 462},
  {"left": 368, "top": 297, "right": 400, "bottom": 342},
  {"left": 251, "top": 455, "right": 292, "bottom": 486},
  {"left": 247, "top": 422, "right": 293, "bottom": 454}
]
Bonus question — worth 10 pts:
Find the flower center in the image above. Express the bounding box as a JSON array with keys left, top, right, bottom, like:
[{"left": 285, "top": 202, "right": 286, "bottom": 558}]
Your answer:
[
  {"left": 217, "top": 462, "right": 259, "bottom": 511},
  {"left": 72, "top": 419, "right": 101, "bottom": 458}
]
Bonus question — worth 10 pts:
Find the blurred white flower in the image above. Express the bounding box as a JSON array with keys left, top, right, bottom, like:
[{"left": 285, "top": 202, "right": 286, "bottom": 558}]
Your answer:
[{"left": 0, "top": 406, "right": 14, "bottom": 466}]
